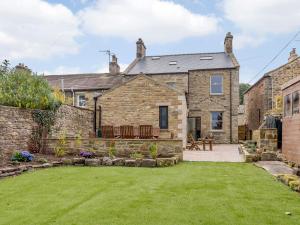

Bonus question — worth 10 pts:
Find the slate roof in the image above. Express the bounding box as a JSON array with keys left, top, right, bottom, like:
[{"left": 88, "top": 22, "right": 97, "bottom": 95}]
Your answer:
[
  {"left": 125, "top": 52, "right": 236, "bottom": 75},
  {"left": 43, "top": 73, "right": 123, "bottom": 91}
]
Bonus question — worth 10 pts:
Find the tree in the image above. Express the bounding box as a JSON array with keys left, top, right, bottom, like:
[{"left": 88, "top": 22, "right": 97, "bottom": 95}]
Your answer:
[
  {"left": 0, "top": 63, "right": 62, "bottom": 110},
  {"left": 239, "top": 83, "right": 251, "bottom": 105},
  {"left": 0, "top": 60, "right": 10, "bottom": 75}
]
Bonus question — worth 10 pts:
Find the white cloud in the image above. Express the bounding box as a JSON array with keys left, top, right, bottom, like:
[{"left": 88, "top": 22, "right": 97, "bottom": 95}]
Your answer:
[
  {"left": 0, "top": 0, "right": 80, "bottom": 60},
  {"left": 235, "top": 34, "right": 265, "bottom": 50},
  {"left": 78, "top": 0, "right": 219, "bottom": 44},
  {"left": 223, "top": 0, "right": 300, "bottom": 49},
  {"left": 42, "top": 66, "right": 81, "bottom": 75},
  {"left": 223, "top": 0, "right": 300, "bottom": 35}
]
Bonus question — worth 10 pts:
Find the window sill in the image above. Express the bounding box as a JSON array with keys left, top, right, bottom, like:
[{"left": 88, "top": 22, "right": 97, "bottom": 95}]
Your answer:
[
  {"left": 160, "top": 129, "right": 169, "bottom": 132},
  {"left": 210, "top": 93, "right": 224, "bottom": 96},
  {"left": 210, "top": 130, "right": 224, "bottom": 133}
]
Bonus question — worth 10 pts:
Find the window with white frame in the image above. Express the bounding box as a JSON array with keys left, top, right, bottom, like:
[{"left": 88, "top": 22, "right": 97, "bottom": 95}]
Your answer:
[
  {"left": 77, "top": 94, "right": 86, "bottom": 107},
  {"left": 210, "top": 75, "right": 223, "bottom": 95},
  {"left": 292, "top": 91, "right": 299, "bottom": 115},
  {"left": 211, "top": 112, "right": 223, "bottom": 130}
]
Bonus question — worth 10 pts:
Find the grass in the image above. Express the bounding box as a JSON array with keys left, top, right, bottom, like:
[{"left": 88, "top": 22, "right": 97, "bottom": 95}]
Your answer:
[{"left": 0, "top": 162, "right": 300, "bottom": 225}]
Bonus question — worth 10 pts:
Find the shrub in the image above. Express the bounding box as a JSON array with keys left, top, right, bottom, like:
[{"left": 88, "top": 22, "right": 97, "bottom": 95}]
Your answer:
[
  {"left": 54, "top": 132, "right": 67, "bottom": 157},
  {"left": 149, "top": 143, "right": 158, "bottom": 159},
  {"left": 80, "top": 151, "right": 94, "bottom": 158},
  {"left": 12, "top": 151, "right": 34, "bottom": 162},
  {"left": 130, "top": 151, "right": 144, "bottom": 159},
  {"left": 0, "top": 65, "right": 61, "bottom": 110},
  {"left": 108, "top": 141, "right": 116, "bottom": 158}
]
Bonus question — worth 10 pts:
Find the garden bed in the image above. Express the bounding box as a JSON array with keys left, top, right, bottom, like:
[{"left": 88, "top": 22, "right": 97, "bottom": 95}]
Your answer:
[{"left": 0, "top": 155, "right": 181, "bottom": 180}]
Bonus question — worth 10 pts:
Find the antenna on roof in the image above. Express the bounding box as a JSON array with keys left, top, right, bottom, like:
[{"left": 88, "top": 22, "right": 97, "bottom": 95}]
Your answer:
[{"left": 99, "top": 50, "right": 115, "bottom": 65}]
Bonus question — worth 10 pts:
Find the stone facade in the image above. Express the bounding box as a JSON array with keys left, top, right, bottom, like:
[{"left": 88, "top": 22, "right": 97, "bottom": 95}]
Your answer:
[
  {"left": 0, "top": 105, "right": 93, "bottom": 165},
  {"left": 188, "top": 68, "right": 239, "bottom": 143},
  {"left": 148, "top": 74, "right": 188, "bottom": 94},
  {"left": 244, "top": 52, "right": 300, "bottom": 133},
  {"left": 46, "top": 138, "right": 183, "bottom": 160},
  {"left": 98, "top": 75, "right": 187, "bottom": 146},
  {"left": 282, "top": 76, "right": 300, "bottom": 164}
]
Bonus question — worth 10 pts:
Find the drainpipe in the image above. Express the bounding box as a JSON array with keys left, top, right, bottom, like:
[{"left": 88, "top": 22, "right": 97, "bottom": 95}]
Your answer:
[
  {"left": 71, "top": 87, "right": 75, "bottom": 106},
  {"left": 93, "top": 96, "right": 98, "bottom": 135},
  {"left": 230, "top": 70, "right": 233, "bottom": 143}
]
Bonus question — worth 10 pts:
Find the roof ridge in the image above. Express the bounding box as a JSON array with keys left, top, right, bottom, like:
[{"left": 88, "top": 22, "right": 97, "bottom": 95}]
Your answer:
[
  {"left": 43, "top": 73, "right": 109, "bottom": 77},
  {"left": 146, "top": 52, "right": 226, "bottom": 57}
]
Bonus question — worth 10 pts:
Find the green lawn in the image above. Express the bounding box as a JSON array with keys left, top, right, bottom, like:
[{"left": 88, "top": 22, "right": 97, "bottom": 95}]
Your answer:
[{"left": 0, "top": 163, "right": 300, "bottom": 225}]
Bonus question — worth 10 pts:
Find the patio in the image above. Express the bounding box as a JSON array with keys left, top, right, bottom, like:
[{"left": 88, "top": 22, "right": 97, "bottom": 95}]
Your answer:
[{"left": 183, "top": 144, "right": 244, "bottom": 162}]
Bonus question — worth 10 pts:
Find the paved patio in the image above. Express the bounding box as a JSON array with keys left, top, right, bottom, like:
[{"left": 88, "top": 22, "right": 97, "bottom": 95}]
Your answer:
[
  {"left": 183, "top": 144, "right": 244, "bottom": 162},
  {"left": 254, "top": 161, "right": 295, "bottom": 176}
]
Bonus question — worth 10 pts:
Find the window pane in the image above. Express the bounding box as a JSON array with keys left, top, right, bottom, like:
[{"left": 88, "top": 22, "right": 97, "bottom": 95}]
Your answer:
[
  {"left": 211, "top": 112, "right": 223, "bottom": 130},
  {"left": 292, "top": 91, "right": 299, "bottom": 115},
  {"left": 159, "top": 106, "right": 168, "bottom": 129},
  {"left": 78, "top": 95, "right": 86, "bottom": 107},
  {"left": 284, "top": 94, "right": 291, "bottom": 116},
  {"left": 211, "top": 75, "right": 223, "bottom": 94}
]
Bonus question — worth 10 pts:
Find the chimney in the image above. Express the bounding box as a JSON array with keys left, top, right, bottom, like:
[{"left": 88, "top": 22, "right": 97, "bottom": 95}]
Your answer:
[
  {"left": 109, "top": 54, "right": 120, "bottom": 75},
  {"left": 15, "top": 63, "right": 31, "bottom": 73},
  {"left": 224, "top": 32, "right": 233, "bottom": 54},
  {"left": 136, "top": 38, "right": 146, "bottom": 58},
  {"left": 288, "top": 48, "right": 298, "bottom": 62}
]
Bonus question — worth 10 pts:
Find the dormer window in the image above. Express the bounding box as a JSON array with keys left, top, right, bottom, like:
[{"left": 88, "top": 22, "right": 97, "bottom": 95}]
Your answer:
[
  {"left": 200, "top": 56, "right": 213, "bottom": 60},
  {"left": 152, "top": 56, "right": 160, "bottom": 60},
  {"left": 169, "top": 61, "right": 177, "bottom": 65}
]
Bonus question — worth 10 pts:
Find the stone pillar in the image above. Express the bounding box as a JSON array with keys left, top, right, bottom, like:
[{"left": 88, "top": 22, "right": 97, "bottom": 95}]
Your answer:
[
  {"left": 109, "top": 54, "right": 120, "bottom": 75},
  {"left": 136, "top": 38, "right": 146, "bottom": 58},
  {"left": 224, "top": 32, "right": 233, "bottom": 54},
  {"left": 288, "top": 48, "right": 298, "bottom": 62}
]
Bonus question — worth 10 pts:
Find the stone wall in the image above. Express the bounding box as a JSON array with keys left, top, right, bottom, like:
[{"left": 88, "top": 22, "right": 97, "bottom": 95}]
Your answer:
[
  {"left": 256, "top": 128, "right": 278, "bottom": 151},
  {"left": 148, "top": 73, "right": 188, "bottom": 94},
  {"left": 98, "top": 75, "right": 187, "bottom": 143},
  {"left": 49, "top": 105, "right": 93, "bottom": 138},
  {"left": 188, "top": 68, "right": 239, "bottom": 143},
  {"left": 46, "top": 138, "right": 183, "bottom": 160},
  {"left": 0, "top": 105, "right": 93, "bottom": 165},
  {"left": 244, "top": 77, "right": 270, "bottom": 132}
]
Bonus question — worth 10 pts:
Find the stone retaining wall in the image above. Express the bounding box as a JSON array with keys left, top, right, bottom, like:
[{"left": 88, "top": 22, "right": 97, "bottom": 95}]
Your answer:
[
  {"left": 257, "top": 128, "right": 278, "bottom": 151},
  {"left": 0, "top": 105, "right": 93, "bottom": 166},
  {"left": 46, "top": 138, "right": 183, "bottom": 161}
]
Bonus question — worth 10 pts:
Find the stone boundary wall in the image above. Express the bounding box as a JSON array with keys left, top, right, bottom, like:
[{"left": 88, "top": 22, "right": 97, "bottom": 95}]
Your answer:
[
  {"left": 0, "top": 105, "right": 93, "bottom": 166},
  {"left": 257, "top": 128, "right": 278, "bottom": 151},
  {"left": 46, "top": 138, "right": 183, "bottom": 161}
]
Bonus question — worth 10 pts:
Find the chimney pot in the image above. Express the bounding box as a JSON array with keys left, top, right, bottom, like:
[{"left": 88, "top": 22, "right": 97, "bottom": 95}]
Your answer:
[
  {"left": 109, "top": 54, "right": 120, "bottom": 75},
  {"left": 224, "top": 32, "right": 233, "bottom": 54},
  {"left": 288, "top": 48, "right": 298, "bottom": 62},
  {"left": 136, "top": 38, "right": 146, "bottom": 58}
]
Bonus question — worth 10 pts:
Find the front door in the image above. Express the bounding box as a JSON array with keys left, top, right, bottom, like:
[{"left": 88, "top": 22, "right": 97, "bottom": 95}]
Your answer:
[{"left": 188, "top": 117, "right": 201, "bottom": 141}]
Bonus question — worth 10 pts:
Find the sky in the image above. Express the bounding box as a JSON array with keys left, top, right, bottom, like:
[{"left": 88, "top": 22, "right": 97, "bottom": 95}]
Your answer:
[{"left": 0, "top": 0, "right": 299, "bottom": 84}]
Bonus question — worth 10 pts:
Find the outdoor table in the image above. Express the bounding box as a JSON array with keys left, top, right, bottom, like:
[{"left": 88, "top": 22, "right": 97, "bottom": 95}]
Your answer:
[{"left": 199, "top": 138, "right": 214, "bottom": 151}]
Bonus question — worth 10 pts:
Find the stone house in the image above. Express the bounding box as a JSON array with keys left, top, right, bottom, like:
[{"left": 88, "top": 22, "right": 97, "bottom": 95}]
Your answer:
[
  {"left": 46, "top": 32, "right": 239, "bottom": 144},
  {"left": 97, "top": 74, "right": 187, "bottom": 146},
  {"left": 123, "top": 33, "right": 239, "bottom": 143},
  {"left": 44, "top": 55, "right": 123, "bottom": 110},
  {"left": 282, "top": 76, "right": 300, "bottom": 163},
  {"left": 244, "top": 48, "right": 300, "bottom": 134}
]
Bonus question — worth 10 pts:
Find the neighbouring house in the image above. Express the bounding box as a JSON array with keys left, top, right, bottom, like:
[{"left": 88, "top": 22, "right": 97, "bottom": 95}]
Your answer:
[
  {"left": 244, "top": 48, "right": 300, "bottom": 137},
  {"left": 96, "top": 74, "right": 187, "bottom": 146},
  {"left": 46, "top": 32, "right": 239, "bottom": 144},
  {"left": 282, "top": 76, "right": 300, "bottom": 163},
  {"left": 238, "top": 105, "right": 248, "bottom": 141},
  {"left": 44, "top": 55, "right": 123, "bottom": 110},
  {"left": 123, "top": 33, "right": 239, "bottom": 143}
]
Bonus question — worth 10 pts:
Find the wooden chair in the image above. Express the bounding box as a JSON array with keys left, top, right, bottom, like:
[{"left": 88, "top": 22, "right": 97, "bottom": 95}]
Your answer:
[
  {"left": 114, "top": 126, "right": 120, "bottom": 138},
  {"left": 139, "top": 125, "right": 153, "bottom": 139},
  {"left": 187, "top": 134, "right": 201, "bottom": 151},
  {"left": 101, "top": 126, "right": 114, "bottom": 138},
  {"left": 120, "top": 125, "right": 134, "bottom": 139},
  {"left": 153, "top": 128, "right": 160, "bottom": 139},
  {"left": 133, "top": 127, "right": 139, "bottom": 138}
]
